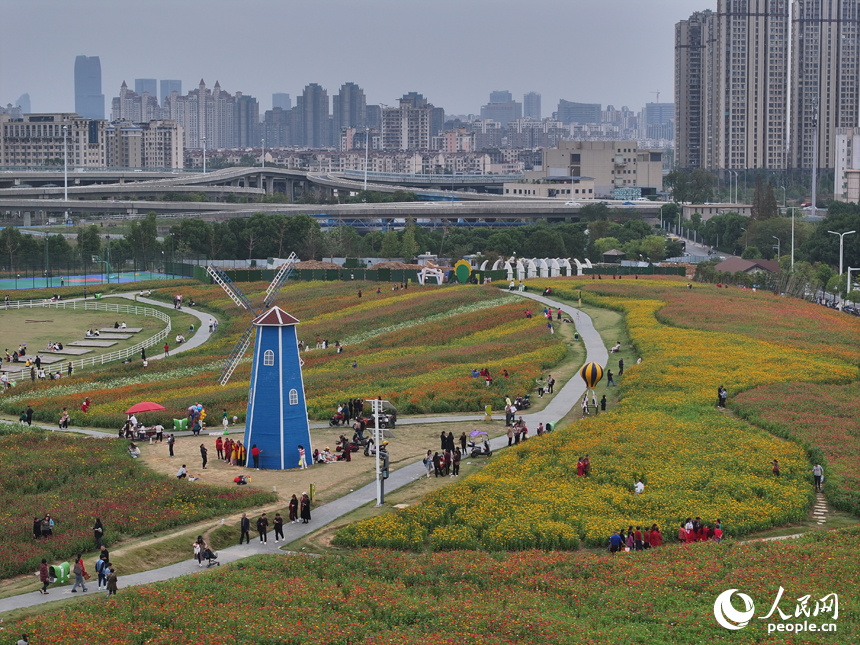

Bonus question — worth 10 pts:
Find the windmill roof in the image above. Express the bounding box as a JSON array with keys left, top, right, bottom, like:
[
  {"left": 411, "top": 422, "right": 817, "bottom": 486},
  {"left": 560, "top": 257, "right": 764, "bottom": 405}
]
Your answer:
[{"left": 252, "top": 306, "right": 300, "bottom": 326}]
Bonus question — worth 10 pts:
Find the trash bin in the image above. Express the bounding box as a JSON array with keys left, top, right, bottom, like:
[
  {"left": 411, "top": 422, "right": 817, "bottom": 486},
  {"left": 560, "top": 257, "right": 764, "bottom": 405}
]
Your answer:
[{"left": 48, "top": 562, "right": 70, "bottom": 584}]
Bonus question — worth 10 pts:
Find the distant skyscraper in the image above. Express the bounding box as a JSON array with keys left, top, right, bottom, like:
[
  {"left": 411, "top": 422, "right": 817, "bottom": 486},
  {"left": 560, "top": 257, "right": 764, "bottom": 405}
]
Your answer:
[
  {"left": 74, "top": 55, "right": 105, "bottom": 120},
  {"left": 16, "top": 93, "right": 31, "bottom": 114},
  {"left": 790, "top": 0, "right": 860, "bottom": 170},
  {"left": 480, "top": 100, "right": 522, "bottom": 127},
  {"left": 365, "top": 104, "right": 382, "bottom": 131},
  {"left": 644, "top": 102, "right": 675, "bottom": 140},
  {"left": 674, "top": 10, "right": 713, "bottom": 169},
  {"left": 333, "top": 82, "right": 366, "bottom": 135},
  {"left": 160, "top": 80, "right": 182, "bottom": 106},
  {"left": 235, "top": 94, "right": 260, "bottom": 147},
  {"left": 489, "top": 90, "right": 513, "bottom": 103},
  {"left": 272, "top": 93, "right": 291, "bottom": 111},
  {"left": 524, "top": 92, "right": 541, "bottom": 120},
  {"left": 135, "top": 79, "right": 157, "bottom": 101},
  {"left": 297, "top": 83, "right": 330, "bottom": 148}
]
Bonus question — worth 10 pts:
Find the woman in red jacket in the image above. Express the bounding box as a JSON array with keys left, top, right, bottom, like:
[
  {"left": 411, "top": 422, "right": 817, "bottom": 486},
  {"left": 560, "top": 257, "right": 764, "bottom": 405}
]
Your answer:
[
  {"left": 678, "top": 523, "right": 688, "bottom": 544},
  {"left": 38, "top": 559, "right": 50, "bottom": 594},
  {"left": 650, "top": 524, "right": 662, "bottom": 547}
]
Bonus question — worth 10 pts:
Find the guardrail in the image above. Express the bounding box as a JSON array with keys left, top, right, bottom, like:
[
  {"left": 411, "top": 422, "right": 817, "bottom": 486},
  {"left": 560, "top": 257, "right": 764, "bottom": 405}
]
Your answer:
[
  {"left": 2, "top": 299, "right": 171, "bottom": 383},
  {"left": 341, "top": 169, "right": 524, "bottom": 184}
]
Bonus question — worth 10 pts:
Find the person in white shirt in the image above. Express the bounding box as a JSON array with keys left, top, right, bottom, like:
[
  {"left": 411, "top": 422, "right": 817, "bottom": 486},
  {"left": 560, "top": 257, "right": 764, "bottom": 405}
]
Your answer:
[
  {"left": 176, "top": 465, "right": 187, "bottom": 479},
  {"left": 812, "top": 464, "right": 824, "bottom": 491},
  {"left": 634, "top": 479, "right": 645, "bottom": 494}
]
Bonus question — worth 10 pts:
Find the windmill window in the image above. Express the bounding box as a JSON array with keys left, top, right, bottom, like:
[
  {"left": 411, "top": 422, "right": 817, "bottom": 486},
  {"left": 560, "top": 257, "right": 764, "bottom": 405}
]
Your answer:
[
  {"left": 263, "top": 350, "right": 275, "bottom": 366},
  {"left": 289, "top": 389, "right": 299, "bottom": 405}
]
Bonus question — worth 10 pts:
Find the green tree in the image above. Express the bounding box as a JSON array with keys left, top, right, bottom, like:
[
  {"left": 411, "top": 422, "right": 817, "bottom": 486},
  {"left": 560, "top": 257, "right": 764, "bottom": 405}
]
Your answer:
[
  {"left": 664, "top": 169, "right": 691, "bottom": 203},
  {"left": 524, "top": 229, "right": 566, "bottom": 258},
  {"left": 76, "top": 225, "right": 102, "bottom": 265},
  {"left": 579, "top": 202, "right": 611, "bottom": 222},
  {"left": 638, "top": 235, "right": 667, "bottom": 261},
  {"left": 400, "top": 220, "right": 419, "bottom": 262},
  {"left": 486, "top": 232, "right": 515, "bottom": 255},
  {"left": 689, "top": 169, "right": 718, "bottom": 204},
  {"left": 741, "top": 246, "right": 761, "bottom": 260},
  {"left": 126, "top": 212, "right": 159, "bottom": 261},
  {"left": 0, "top": 226, "right": 23, "bottom": 268},
  {"left": 750, "top": 177, "right": 778, "bottom": 221},
  {"left": 380, "top": 231, "right": 401, "bottom": 259},
  {"left": 592, "top": 237, "right": 620, "bottom": 256}
]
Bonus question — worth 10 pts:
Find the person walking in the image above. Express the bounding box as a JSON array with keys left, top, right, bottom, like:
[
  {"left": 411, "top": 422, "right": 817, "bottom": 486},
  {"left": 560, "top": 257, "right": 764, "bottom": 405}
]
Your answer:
[
  {"left": 239, "top": 513, "right": 251, "bottom": 545},
  {"left": 251, "top": 444, "right": 261, "bottom": 469},
  {"left": 222, "top": 409, "right": 229, "bottom": 432},
  {"left": 813, "top": 463, "right": 824, "bottom": 491},
  {"left": 300, "top": 493, "right": 311, "bottom": 524},
  {"left": 618, "top": 358, "right": 624, "bottom": 376},
  {"left": 289, "top": 494, "right": 299, "bottom": 523},
  {"left": 719, "top": 386, "right": 728, "bottom": 408},
  {"left": 38, "top": 559, "right": 50, "bottom": 595},
  {"left": 600, "top": 395, "right": 607, "bottom": 412},
  {"left": 606, "top": 369, "right": 615, "bottom": 386},
  {"left": 547, "top": 374, "right": 555, "bottom": 394},
  {"left": 141, "top": 347, "right": 146, "bottom": 361},
  {"left": 106, "top": 567, "right": 118, "bottom": 595},
  {"left": 25, "top": 405, "right": 33, "bottom": 426},
  {"left": 273, "top": 513, "right": 284, "bottom": 543},
  {"left": 215, "top": 437, "right": 223, "bottom": 460},
  {"left": 92, "top": 518, "right": 104, "bottom": 548},
  {"left": 164, "top": 343, "right": 169, "bottom": 357},
  {"left": 452, "top": 448, "right": 461, "bottom": 476},
  {"left": 298, "top": 444, "right": 307, "bottom": 469},
  {"left": 168, "top": 434, "right": 176, "bottom": 457},
  {"left": 256, "top": 513, "right": 269, "bottom": 544},
  {"left": 459, "top": 432, "right": 467, "bottom": 454},
  {"left": 506, "top": 424, "right": 514, "bottom": 446},
  {"left": 95, "top": 554, "right": 108, "bottom": 590},
  {"left": 71, "top": 555, "right": 87, "bottom": 592},
  {"left": 67, "top": 362, "right": 73, "bottom": 377},
  {"left": 200, "top": 444, "right": 208, "bottom": 470},
  {"left": 59, "top": 408, "right": 70, "bottom": 429}
]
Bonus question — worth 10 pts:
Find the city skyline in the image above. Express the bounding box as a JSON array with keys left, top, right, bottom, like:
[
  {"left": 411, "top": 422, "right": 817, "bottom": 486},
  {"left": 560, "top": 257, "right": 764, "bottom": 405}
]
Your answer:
[{"left": 0, "top": 0, "right": 684, "bottom": 117}]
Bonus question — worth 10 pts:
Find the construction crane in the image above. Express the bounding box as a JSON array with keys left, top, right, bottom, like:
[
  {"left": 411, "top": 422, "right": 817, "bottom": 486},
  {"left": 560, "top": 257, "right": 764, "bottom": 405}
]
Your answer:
[{"left": 650, "top": 90, "right": 661, "bottom": 103}]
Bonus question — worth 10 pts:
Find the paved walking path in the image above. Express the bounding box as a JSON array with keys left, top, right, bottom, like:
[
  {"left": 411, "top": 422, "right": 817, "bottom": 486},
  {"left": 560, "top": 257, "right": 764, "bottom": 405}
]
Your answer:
[{"left": 0, "top": 292, "right": 608, "bottom": 614}]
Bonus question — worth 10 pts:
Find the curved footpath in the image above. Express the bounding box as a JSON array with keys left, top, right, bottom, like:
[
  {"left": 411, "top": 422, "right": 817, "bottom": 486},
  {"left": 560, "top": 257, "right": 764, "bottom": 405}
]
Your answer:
[{"left": 0, "top": 292, "right": 607, "bottom": 614}]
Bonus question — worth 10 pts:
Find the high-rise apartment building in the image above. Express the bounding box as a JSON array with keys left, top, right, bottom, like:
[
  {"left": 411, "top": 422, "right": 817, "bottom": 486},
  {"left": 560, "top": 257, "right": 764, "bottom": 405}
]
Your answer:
[
  {"left": 0, "top": 113, "right": 106, "bottom": 167},
  {"left": 272, "top": 93, "right": 291, "bottom": 111},
  {"left": 74, "top": 55, "right": 105, "bottom": 120},
  {"left": 332, "top": 82, "right": 367, "bottom": 136},
  {"left": 381, "top": 93, "right": 445, "bottom": 150},
  {"left": 160, "top": 80, "right": 182, "bottom": 106},
  {"left": 675, "top": 1, "right": 788, "bottom": 170},
  {"left": 135, "top": 79, "right": 158, "bottom": 101},
  {"left": 105, "top": 120, "right": 184, "bottom": 169},
  {"left": 524, "top": 92, "right": 541, "bottom": 120},
  {"left": 296, "top": 83, "right": 330, "bottom": 148},
  {"left": 235, "top": 94, "right": 260, "bottom": 147},
  {"left": 263, "top": 107, "right": 291, "bottom": 147},
  {"left": 790, "top": 0, "right": 860, "bottom": 170},
  {"left": 111, "top": 81, "right": 160, "bottom": 123}
]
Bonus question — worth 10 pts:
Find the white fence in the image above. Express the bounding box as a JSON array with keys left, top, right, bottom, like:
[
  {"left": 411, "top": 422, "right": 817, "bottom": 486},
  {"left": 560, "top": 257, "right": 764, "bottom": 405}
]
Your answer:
[{"left": 3, "top": 300, "right": 171, "bottom": 382}]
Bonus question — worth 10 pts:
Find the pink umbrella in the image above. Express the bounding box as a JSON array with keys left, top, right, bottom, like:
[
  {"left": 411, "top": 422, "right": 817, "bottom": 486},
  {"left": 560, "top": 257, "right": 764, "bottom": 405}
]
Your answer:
[{"left": 125, "top": 402, "right": 166, "bottom": 415}]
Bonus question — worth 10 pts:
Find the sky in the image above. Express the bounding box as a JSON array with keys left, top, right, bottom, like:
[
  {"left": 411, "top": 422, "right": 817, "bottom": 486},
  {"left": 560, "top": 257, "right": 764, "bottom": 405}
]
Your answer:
[{"left": 0, "top": 0, "right": 705, "bottom": 117}]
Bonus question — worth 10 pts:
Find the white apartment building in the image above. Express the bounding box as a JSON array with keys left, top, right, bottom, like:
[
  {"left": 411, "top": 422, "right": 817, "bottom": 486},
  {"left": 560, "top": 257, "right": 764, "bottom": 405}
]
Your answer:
[
  {"left": 0, "top": 113, "right": 106, "bottom": 167},
  {"left": 105, "top": 120, "right": 184, "bottom": 169},
  {"left": 834, "top": 127, "right": 860, "bottom": 201}
]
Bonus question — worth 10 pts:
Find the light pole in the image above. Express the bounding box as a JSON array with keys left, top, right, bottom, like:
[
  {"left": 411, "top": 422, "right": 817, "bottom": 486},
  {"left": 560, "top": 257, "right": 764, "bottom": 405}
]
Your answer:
[
  {"left": 779, "top": 185, "right": 786, "bottom": 209},
  {"left": 363, "top": 126, "right": 370, "bottom": 195},
  {"left": 261, "top": 138, "right": 265, "bottom": 168},
  {"left": 772, "top": 235, "right": 780, "bottom": 262},
  {"left": 828, "top": 229, "right": 857, "bottom": 282},
  {"left": 811, "top": 99, "right": 819, "bottom": 220},
  {"left": 63, "top": 125, "right": 68, "bottom": 202},
  {"left": 732, "top": 170, "right": 738, "bottom": 203},
  {"left": 202, "top": 137, "right": 207, "bottom": 174},
  {"left": 789, "top": 206, "right": 796, "bottom": 270}
]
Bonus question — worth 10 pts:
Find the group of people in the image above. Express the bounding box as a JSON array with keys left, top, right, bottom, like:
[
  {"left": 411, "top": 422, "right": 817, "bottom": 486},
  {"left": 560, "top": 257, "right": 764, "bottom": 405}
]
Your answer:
[
  {"left": 679, "top": 517, "right": 724, "bottom": 543},
  {"left": 471, "top": 367, "right": 494, "bottom": 386},
  {"left": 505, "top": 418, "right": 532, "bottom": 445},
  {"left": 609, "top": 525, "right": 664, "bottom": 553},
  {"left": 214, "top": 437, "right": 248, "bottom": 467},
  {"left": 84, "top": 329, "right": 101, "bottom": 338},
  {"left": 30, "top": 513, "right": 55, "bottom": 539},
  {"left": 424, "top": 448, "right": 461, "bottom": 478},
  {"left": 238, "top": 495, "right": 312, "bottom": 546},
  {"left": 46, "top": 341, "right": 65, "bottom": 351}
]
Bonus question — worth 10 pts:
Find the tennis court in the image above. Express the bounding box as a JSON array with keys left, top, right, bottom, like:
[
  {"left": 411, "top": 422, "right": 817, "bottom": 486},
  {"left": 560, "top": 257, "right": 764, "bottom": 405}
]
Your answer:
[{"left": 0, "top": 271, "right": 175, "bottom": 291}]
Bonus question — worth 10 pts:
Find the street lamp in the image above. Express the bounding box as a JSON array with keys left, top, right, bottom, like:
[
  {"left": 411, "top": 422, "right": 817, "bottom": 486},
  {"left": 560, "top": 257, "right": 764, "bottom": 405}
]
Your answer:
[
  {"left": 63, "top": 125, "right": 68, "bottom": 202},
  {"left": 828, "top": 229, "right": 857, "bottom": 282},
  {"left": 363, "top": 127, "right": 370, "bottom": 196},
  {"left": 731, "top": 170, "right": 739, "bottom": 203},
  {"left": 789, "top": 206, "right": 797, "bottom": 270},
  {"left": 261, "top": 138, "right": 265, "bottom": 168},
  {"left": 779, "top": 185, "right": 786, "bottom": 209},
  {"left": 202, "top": 136, "right": 207, "bottom": 174},
  {"left": 772, "top": 235, "right": 780, "bottom": 262}
]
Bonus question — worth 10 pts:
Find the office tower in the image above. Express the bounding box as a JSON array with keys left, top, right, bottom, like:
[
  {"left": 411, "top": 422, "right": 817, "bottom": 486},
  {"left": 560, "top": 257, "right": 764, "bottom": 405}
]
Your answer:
[
  {"left": 333, "top": 82, "right": 367, "bottom": 135},
  {"left": 135, "top": 79, "right": 157, "bottom": 101},
  {"left": 16, "top": 93, "right": 31, "bottom": 114},
  {"left": 644, "top": 102, "right": 675, "bottom": 140},
  {"left": 480, "top": 97, "right": 522, "bottom": 128},
  {"left": 674, "top": 10, "right": 714, "bottom": 169},
  {"left": 675, "top": 1, "right": 788, "bottom": 170},
  {"left": 296, "top": 83, "right": 329, "bottom": 148},
  {"left": 790, "top": 0, "right": 860, "bottom": 170},
  {"left": 489, "top": 90, "right": 513, "bottom": 103},
  {"left": 74, "top": 55, "right": 105, "bottom": 119},
  {"left": 272, "top": 93, "right": 291, "bottom": 111},
  {"left": 556, "top": 100, "right": 601, "bottom": 124},
  {"left": 235, "top": 94, "right": 260, "bottom": 147},
  {"left": 524, "top": 92, "right": 541, "bottom": 120},
  {"left": 160, "top": 80, "right": 182, "bottom": 106}
]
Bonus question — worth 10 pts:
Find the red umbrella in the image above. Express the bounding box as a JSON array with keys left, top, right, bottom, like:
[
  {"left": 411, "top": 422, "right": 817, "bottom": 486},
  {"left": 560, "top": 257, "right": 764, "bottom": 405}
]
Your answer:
[{"left": 126, "top": 402, "right": 166, "bottom": 415}]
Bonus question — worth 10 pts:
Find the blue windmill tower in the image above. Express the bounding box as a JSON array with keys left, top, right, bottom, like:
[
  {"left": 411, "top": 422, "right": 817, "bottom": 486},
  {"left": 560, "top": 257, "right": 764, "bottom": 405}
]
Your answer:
[{"left": 207, "top": 254, "right": 311, "bottom": 470}]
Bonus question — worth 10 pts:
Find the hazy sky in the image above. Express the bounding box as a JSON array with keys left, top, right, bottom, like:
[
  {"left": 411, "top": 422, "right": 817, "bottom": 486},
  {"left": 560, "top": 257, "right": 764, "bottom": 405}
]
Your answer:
[{"left": 1, "top": 0, "right": 704, "bottom": 117}]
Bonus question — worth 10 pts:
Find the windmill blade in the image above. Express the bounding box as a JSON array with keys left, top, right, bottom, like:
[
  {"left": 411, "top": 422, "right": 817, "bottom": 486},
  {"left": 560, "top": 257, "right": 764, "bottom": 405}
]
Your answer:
[
  {"left": 263, "top": 252, "right": 299, "bottom": 309},
  {"left": 207, "top": 265, "right": 255, "bottom": 313},
  {"left": 219, "top": 324, "right": 255, "bottom": 386}
]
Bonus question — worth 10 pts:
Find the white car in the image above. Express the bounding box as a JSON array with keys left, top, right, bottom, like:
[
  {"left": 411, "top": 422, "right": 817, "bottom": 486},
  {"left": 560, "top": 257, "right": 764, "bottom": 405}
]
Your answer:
[{"left": 565, "top": 201, "right": 582, "bottom": 207}]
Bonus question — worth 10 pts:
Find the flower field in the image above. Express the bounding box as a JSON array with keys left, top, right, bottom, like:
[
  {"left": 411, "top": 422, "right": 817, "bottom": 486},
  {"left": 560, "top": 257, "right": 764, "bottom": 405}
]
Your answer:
[
  {"left": 15, "top": 528, "right": 860, "bottom": 643},
  {"left": 335, "top": 279, "right": 859, "bottom": 550},
  {"left": 733, "top": 381, "right": 860, "bottom": 516},
  {"left": 1, "top": 282, "right": 568, "bottom": 427},
  {"left": 0, "top": 425, "right": 276, "bottom": 579}
]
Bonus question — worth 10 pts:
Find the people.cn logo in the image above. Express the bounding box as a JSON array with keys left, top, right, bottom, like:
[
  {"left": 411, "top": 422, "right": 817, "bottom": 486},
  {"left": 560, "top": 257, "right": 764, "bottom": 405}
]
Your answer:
[{"left": 714, "top": 589, "right": 756, "bottom": 630}]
